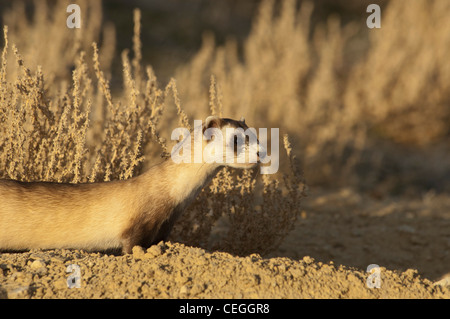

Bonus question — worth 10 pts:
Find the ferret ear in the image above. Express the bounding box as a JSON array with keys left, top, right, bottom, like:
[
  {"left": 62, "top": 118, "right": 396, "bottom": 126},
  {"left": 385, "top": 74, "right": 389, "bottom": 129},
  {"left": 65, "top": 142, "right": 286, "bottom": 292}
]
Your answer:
[
  {"left": 240, "top": 116, "right": 245, "bottom": 124},
  {"left": 203, "top": 116, "right": 221, "bottom": 133}
]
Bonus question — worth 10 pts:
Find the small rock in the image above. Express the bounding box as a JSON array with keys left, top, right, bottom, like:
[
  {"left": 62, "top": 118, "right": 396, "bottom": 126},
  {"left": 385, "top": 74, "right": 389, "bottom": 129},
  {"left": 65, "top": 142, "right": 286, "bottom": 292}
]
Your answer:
[
  {"left": 302, "top": 256, "right": 314, "bottom": 264},
  {"left": 54, "top": 278, "right": 68, "bottom": 290},
  {"left": 30, "top": 260, "right": 46, "bottom": 270},
  {"left": 179, "top": 285, "right": 189, "bottom": 295},
  {"left": 30, "top": 260, "right": 48, "bottom": 276},
  {"left": 145, "top": 245, "right": 163, "bottom": 258},
  {"left": 132, "top": 246, "right": 145, "bottom": 260}
]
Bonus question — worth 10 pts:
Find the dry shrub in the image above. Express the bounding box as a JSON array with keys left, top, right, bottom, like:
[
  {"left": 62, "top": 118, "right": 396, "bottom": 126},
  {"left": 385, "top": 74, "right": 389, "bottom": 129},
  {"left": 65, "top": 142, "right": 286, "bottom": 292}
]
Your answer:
[
  {"left": 170, "top": 135, "right": 306, "bottom": 256},
  {"left": 0, "top": 2, "right": 306, "bottom": 256}
]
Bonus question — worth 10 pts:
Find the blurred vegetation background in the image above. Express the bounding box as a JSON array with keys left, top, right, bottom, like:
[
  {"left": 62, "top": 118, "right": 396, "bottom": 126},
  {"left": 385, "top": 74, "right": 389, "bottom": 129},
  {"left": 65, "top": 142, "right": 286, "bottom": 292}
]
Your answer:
[
  {"left": 89, "top": 0, "right": 388, "bottom": 82},
  {"left": 0, "top": 0, "right": 449, "bottom": 199}
]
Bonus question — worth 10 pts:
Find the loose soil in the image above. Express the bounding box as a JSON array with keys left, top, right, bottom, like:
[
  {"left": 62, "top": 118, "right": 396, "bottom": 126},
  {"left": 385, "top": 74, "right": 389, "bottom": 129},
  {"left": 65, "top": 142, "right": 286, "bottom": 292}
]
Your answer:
[{"left": 1, "top": 188, "right": 449, "bottom": 299}]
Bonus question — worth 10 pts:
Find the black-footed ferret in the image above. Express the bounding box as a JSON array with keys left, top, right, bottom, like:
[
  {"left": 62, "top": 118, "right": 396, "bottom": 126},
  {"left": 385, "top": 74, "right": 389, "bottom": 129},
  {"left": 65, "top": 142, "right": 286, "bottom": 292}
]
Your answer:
[{"left": 0, "top": 116, "right": 263, "bottom": 254}]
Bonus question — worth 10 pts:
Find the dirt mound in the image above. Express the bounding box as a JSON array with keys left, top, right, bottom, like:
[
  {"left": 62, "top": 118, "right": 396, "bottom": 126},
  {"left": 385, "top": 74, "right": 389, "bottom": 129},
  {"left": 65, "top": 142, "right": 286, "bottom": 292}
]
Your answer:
[{"left": 0, "top": 241, "right": 448, "bottom": 299}]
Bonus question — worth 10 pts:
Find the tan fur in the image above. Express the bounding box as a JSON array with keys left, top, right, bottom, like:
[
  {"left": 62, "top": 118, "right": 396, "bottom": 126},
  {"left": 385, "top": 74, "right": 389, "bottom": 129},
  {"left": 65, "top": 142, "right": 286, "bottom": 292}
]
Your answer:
[{"left": 0, "top": 117, "right": 259, "bottom": 254}]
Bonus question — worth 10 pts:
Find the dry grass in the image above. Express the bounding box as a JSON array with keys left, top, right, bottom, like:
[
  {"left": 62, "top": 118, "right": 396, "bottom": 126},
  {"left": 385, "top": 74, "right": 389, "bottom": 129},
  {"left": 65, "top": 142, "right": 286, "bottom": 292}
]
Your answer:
[{"left": 1, "top": 0, "right": 449, "bottom": 255}]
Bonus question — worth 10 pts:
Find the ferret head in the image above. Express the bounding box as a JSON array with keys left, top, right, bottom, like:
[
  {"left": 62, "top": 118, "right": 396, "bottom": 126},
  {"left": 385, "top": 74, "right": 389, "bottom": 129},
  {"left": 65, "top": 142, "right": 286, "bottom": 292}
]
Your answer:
[{"left": 201, "top": 116, "right": 266, "bottom": 169}]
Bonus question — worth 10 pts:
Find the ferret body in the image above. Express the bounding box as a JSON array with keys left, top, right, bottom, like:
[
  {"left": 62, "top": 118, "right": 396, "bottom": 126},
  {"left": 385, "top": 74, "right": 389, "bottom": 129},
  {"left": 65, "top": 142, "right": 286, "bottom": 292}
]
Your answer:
[{"left": 0, "top": 116, "right": 261, "bottom": 254}]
